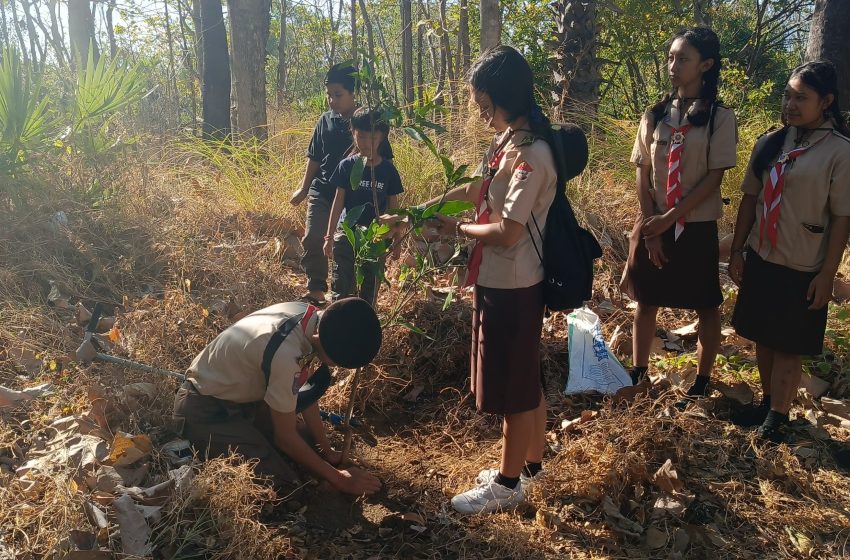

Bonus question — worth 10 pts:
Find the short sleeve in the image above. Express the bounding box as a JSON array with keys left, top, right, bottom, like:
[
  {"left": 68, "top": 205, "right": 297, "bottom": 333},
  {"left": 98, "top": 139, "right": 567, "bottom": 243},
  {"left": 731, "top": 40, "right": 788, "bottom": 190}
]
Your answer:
[
  {"left": 708, "top": 107, "right": 738, "bottom": 170},
  {"left": 379, "top": 137, "right": 394, "bottom": 160},
  {"left": 306, "top": 117, "right": 324, "bottom": 162},
  {"left": 828, "top": 144, "right": 850, "bottom": 216},
  {"left": 502, "top": 144, "right": 555, "bottom": 225},
  {"left": 740, "top": 142, "right": 765, "bottom": 196},
  {"left": 329, "top": 159, "right": 351, "bottom": 191},
  {"left": 630, "top": 112, "right": 653, "bottom": 166},
  {"left": 264, "top": 357, "right": 298, "bottom": 414},
  {"left": 386, "top": 164, "right": 404, "bottom": 196}
]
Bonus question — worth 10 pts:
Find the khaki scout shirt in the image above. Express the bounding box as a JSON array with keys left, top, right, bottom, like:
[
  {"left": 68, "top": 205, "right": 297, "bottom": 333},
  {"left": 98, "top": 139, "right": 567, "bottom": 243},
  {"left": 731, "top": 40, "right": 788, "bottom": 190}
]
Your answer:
[
  {"left": 631, "top": 101, "right": 738, "bottom": 222},
  {"left": 741, "top": 122, "right": 850, "bottom": 272},
  {"left": 186, "top": 302, "right": 320, "bottom": 414},
  {"left": 476, "top": 130, "right": 557, "bottom": 289}
]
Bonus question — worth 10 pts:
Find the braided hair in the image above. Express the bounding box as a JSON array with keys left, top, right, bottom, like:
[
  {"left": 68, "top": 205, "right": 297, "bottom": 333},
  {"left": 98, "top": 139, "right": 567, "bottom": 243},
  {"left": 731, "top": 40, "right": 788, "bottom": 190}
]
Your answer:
[
  {"left": 649, "top": 27, "right": 722, "bottom": 129},
  {"left": 752, "top": 60, "right": 850, "bottom": 179},
  {"left": 467, "top": 46, "right": 585, "bottom": 187}
]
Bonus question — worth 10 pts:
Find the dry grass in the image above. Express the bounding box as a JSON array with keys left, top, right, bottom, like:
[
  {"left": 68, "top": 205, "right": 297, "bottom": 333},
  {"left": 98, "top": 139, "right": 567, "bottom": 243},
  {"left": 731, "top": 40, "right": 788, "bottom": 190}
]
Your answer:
[{"left": 1, "top": 109, "right": 849, "bottom": 559}]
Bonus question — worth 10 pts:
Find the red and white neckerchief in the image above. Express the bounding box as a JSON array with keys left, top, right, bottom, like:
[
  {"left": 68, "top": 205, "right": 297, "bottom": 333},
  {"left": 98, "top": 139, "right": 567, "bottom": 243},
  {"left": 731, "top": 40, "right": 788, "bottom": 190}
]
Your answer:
[
  {"left": 666, "top": 124, "right": 691, "bottom": 241},
  {"left": 295, "top": 305, "right": 319, "bottom": 388},
  {"left": 758, "top": 134, "right": 829, "bottom": 251},
  {"left": 462, "top": 130, "right": 515, "bottom": 288}
]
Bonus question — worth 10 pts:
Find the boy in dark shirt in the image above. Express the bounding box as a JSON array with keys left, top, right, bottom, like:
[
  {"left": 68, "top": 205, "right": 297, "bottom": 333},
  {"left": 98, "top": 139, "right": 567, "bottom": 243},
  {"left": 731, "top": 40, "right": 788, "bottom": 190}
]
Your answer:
[
  {"left": 291, "top": 64, "right": 393, "bottom": 306},
  {"left": 324, "top": 108, "right": 404, "bottom": 305}
]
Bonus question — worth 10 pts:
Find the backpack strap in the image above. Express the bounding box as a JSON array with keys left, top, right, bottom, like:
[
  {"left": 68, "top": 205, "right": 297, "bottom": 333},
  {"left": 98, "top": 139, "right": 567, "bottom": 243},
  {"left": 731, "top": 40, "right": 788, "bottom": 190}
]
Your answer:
[{"left": 261, "top": 312, "right": 306, "bottom": 386}]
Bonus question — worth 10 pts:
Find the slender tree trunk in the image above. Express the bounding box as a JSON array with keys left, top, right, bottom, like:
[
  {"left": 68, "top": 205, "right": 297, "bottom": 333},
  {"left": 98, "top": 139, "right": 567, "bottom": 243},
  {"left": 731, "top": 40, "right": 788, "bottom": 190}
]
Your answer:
[
  {"left": 106, "top": 1, "right": 117, "bottom": 58},
  {"left": 693, "top": 0, "right": 712, "bottom": 26},
  {"left": 10, "top": 0, "right": 30, "bottom": 66},
  {"left": 191, "top": 0, "right": 203, "bottom": 86},
  {"left": 401, "top": 0, "right": 414, "bottom": 110},
  {"left": 69, "top": 0, "right": 99, "bottom": 67},
  {"left": 164, "top": 0, "right": 181, "bottom": 124},
  {"left": 0, "top": 1, "right": 8, "bottom": 50},
  {"left": 199, "top": 0, "right": 231, "bottom": 139},
  {"left": 357, "top": 0, "right": 376, "bottom": 64},
  {"left": 374, "top": 9, "right": 399, "bottom": 103},
  {"left": 457, "top": 0, "right": 470, "bottom": 76},
  {"left": 22, "top": 0, "right": 45, "bottom": 71},
  {"left": 438, "top": 0, "right": 456, "bottom": 106},
  {"left": 416, "top": 17, "right": 424, "bottom": 104},
  {"left": 277, "top": 0, "right": 288, "bottom": 106},
  {"left": 479, "top": 0, "right": 501, "bottom": 52},
  {"left": 806, "top": 0, "right": 850, "bottom": 108},
  {"left": 178, "top": 0, "right": 198, "bottom": 132},
  {"left": 227, "top": 0, "right": 273, "bottom": 141},
  {"left": 351, "top": 0, "right": 358, "bottom": 60}
]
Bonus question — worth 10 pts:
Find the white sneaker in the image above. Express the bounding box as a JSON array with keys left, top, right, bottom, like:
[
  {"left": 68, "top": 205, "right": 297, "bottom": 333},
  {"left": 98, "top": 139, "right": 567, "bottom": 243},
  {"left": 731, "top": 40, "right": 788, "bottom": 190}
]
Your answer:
[
  {"left": 451, "top": 479, "right": 524, "bottom": 515},
  {"left": 476, "top": 467, "right": 542, "bottom": 489}
]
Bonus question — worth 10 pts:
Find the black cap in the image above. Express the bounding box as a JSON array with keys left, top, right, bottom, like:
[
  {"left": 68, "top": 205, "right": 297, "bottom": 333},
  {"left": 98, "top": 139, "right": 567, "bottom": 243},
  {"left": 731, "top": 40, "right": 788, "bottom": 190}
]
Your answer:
[{"left": 318, "top": 297, "right": 382, "bottom": 368}]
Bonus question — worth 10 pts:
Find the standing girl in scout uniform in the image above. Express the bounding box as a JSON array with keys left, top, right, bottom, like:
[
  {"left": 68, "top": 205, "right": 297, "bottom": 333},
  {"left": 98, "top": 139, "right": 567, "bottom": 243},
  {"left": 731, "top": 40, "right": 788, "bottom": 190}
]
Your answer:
[
  {"left": 410, "top": 46, "right": 560, "bottom": 514},
  {"left": 729, "top": 61, "right": 850, "bottom": 441},
  {"left": 627, "top": 27, "right": 737, "bottom": 402}
]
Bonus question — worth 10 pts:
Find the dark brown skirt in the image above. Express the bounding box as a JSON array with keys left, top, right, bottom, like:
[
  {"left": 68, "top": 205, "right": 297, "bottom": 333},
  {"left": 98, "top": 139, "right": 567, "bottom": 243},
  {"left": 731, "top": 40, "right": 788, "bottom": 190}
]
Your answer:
[
  {"left": 471, "top": 282, "right": 545, "bottom": 414},
  {"left": 732, "top": 249, "right": 827, "bottom": 355},
  {"left": 629, "top": 220, "right": 723, "bottom": 310}
]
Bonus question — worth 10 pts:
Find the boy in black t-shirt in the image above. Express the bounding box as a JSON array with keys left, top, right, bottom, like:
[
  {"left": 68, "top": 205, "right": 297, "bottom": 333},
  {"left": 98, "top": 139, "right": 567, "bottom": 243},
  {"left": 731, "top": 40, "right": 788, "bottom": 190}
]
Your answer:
[
  {"left": 290, "top": 65, "right": 393, "bottom": 307},
  {"left": 324, "top": 108, "right": 404, "bottom": 304}
]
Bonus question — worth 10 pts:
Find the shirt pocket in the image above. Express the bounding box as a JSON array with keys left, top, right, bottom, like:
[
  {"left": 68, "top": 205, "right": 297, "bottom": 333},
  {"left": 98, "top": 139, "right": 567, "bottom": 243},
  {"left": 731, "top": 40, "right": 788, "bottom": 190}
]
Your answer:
[{"left": 793, "top": 222, "right": 827, "bottom": 269}]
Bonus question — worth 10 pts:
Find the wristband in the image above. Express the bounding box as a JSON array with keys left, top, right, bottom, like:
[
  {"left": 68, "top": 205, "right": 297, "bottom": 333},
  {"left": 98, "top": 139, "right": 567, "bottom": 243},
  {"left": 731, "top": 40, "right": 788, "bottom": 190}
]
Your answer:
[{"left": 455, "top": 221, "right": 464, "bottom": 237}]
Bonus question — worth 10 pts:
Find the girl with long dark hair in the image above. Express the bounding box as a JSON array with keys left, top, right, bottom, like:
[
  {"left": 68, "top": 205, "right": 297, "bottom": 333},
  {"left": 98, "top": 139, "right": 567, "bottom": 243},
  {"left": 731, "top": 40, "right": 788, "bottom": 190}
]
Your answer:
[
  {"left": 729, "top": 60, "right": 850, "bottom": 441},
  {"left": 415, "top": 45, "right": 562, "bottom": 514},
  {"left": 626, "top": 27, "right": 738, "bottom": 404}
]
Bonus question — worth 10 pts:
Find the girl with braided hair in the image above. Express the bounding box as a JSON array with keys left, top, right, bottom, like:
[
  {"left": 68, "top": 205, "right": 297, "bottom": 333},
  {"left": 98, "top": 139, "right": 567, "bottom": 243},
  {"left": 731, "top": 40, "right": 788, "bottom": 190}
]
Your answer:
[
  {"left": 729, "top": 60, "right": 850, "bottom": 441},
  {"left": 626, "top": 27, "right": 738, "bottom": 405}
]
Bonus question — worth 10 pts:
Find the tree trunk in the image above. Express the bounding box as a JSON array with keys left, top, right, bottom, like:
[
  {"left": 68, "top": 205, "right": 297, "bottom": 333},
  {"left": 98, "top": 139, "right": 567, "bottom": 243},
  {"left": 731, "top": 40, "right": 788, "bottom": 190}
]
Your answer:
[
  {"left": 806, "top": 0, "right": 850, "bottom": 108},
  {"left": 351, "top": 0, "right": 358, "bottom": 60},
  {"left": 0, "top": 1, "right": 8, "bottom": 50},
  {"left": 10, "top": 0, "right": 30, "bottom": 66},
  {"left": 277, "top": 0, "right": 288, "bottom": 106},
  {"left": 199, "top": 0, "right": 231, "bottom": 139},
  {"left": 479, "top": 0, "right": 501, "bottom": 52},
  {"left": 21, "top": 0, "right": 45, "bottom": 71},
  {"left": 401, "top": 0, "right": 414, "bottom": 110},
  {"left": 164, "top": 0, "right": 181, "bottom": 124},
  {"left": 227, "top": 0, "right": 272, "bottom": 141},
  {"left": 416, "top": 17, "right": 424, "bottom": 104},
  {"left": 178, "top": 0, "right": 198, "bottom": 132},
  {"left": 357, "top": 0, "right": 376, "bottom": 65},
  {"left": 457, "top": 0, "right": 470, "bottom": 76},
  {"left": 693, "top": 0, "right": 712, "bottom": 26},
  {"left": 438, "top": 0, "right": 456, "bottom": 106},
  {"left": 550, "top": 0, "right": 601, "bottom": 117},
  {"left": 106, "top": 1, "right": 117, "bottom": 58},
  {"left": 191, "top": 0, "right": 204, "bottom": 86},
  {"left": 69, "top": 0, "right": 99, "bottom": 67}
]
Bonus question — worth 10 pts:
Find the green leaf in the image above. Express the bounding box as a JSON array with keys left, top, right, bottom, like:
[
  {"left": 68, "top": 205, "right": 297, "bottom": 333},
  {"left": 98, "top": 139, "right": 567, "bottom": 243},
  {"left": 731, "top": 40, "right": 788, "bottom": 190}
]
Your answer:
[
  {"left": 345, "top": 203, "right": 368, "bottom": 226},
  {"left": 341, "top": 222, "right": 357, "bottom": 252},
  {"left": 397, "top": 321, "right": 433, "bottom": 340},
  {"left": 350, "top": 156, "right": 366, "bottom": 191},
  {"left": 431, "top": 200, "right": 474, "bottom": 216},
  {"left": 442, "top": 289, "right": 454, "bottom": 311},
  {"left": 439, "top": 154, "right": 454, "bottom": 180}
]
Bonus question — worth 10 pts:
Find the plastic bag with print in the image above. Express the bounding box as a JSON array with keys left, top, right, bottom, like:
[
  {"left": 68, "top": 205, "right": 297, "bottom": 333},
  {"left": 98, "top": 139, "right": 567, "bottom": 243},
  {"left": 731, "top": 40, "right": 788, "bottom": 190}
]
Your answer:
[{"left": 565, "top": 308, "right": 631, "bottom": 395}]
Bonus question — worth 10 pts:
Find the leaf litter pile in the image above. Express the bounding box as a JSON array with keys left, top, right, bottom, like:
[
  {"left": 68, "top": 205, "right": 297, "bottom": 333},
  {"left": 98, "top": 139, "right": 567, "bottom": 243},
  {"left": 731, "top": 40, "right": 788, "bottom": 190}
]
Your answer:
[{"left": 2, "top": 177, "right": 850, "bottom": 559}]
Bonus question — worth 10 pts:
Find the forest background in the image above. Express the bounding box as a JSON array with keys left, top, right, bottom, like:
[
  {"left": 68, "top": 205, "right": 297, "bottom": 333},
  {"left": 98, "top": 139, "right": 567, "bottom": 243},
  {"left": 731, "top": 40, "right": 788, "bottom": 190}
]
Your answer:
[{"left": 2, "top": 1, "right": 850, "bottom": 559}]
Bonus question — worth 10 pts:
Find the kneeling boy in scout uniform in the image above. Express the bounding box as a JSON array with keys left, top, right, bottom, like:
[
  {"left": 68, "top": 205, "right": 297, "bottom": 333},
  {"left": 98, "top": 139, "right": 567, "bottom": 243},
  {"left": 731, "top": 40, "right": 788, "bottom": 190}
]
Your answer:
[{"left": 173, "top": 297, "right": 382, "bottom": 495}]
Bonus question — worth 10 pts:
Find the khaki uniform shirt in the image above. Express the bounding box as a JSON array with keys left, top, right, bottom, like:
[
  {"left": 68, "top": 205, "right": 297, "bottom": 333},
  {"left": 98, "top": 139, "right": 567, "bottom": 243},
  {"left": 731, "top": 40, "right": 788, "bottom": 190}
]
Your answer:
[
  {"left": 186, "top": 302, "right": 320, "bottom": 414},
  {"left": 631, "top": 101, "right": 738, "bottom": 222},
  {"left": 476, "top": 130, "right": 557, "bottom": 289},
  {"left": 741, "top": 122, "right": 850, "bottom": 272}
]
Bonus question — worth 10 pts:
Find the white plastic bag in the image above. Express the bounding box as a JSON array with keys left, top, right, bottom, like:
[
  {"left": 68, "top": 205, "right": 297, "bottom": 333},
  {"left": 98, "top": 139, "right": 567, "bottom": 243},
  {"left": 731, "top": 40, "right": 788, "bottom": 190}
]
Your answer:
[{"left": 565, "top": 308, "right": 631, "bottom": 394}]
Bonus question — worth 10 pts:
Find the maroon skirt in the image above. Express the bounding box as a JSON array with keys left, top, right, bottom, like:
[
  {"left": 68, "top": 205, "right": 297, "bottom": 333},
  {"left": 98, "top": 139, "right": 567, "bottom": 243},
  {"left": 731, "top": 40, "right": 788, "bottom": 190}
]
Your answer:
[{"left": 471, "top": 282, "right": 545, "bottom": 414}]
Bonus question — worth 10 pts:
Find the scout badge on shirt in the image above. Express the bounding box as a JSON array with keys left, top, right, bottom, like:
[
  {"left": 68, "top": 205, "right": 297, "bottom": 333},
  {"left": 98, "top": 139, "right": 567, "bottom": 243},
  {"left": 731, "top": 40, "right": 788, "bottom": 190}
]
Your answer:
[
  {"left": 462, "top": 130, "right": 516, "bottom": 288},
  {"left": 666, "top": 124, "right": 691, "bottom": 241},
  {"left": 513, "top": 161, "right": 533, "bottom": 181},
  {"left": 759, "top": 134, "right": 829, "bottom": 250},
  {"left": 292, "top": 352, "right": 316, "bottom": 394}
]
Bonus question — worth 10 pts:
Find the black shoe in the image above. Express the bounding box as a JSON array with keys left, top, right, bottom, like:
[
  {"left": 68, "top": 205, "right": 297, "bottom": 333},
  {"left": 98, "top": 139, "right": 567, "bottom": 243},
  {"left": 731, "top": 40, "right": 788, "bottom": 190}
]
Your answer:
[
  {"left": 731, "top": 404, "right": 770, "bottom": 427},
  {"left": 629, "top": 367, "right": 648, "bottom": 385},
  {"left": 756, "top": 422, "right": 788, "bottom": 443}
]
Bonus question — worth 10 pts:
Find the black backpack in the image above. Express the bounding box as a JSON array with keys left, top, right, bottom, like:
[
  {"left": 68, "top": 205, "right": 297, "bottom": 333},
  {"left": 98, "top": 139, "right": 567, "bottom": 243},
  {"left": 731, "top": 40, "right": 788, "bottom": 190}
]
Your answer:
[{"left": 527, "top": 124, "right": 602, "bottom": 311}]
